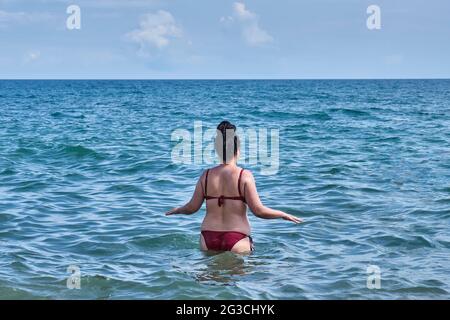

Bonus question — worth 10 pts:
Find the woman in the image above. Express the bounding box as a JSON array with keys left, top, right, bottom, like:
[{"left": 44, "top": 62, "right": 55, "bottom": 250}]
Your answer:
[{"left": 166, "top": 121, "right": 303, "bottom": 253}]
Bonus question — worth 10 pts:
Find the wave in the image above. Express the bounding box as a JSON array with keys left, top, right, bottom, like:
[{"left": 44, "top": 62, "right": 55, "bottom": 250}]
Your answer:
[
  {"left": 368, "top": 234, "right": 435, "bottom": 249},
  {"left": 57, "top": 144, "right": 105, "bottom": 160},
  {"left": 306, "top": 112, "right": 332, "bottom": 121},
  {"left": 391, "top": 286, "right": 448, "bottom": 295},
  {"left": 130, "top": 234, "right": 197, "bottom": 250},
  {"left": 0, "top": 168, "right": 16, "bottom": 175},
  {"left": 9, "top": 180, "right": 48, "bottom": 192},
  {"left": 329, "top": 107, "right": 372, "bottom": 117},
  {"left": 105, "top": 184, "right": 145, "bottom": 194}
]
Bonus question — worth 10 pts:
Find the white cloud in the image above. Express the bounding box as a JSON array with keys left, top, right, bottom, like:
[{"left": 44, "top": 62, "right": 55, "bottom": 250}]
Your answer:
[
  {"left": 1, "top": 0, "right": 158, "bottom": 8},
  {"left": 233, "top": 2, "right": 255, "bottom": 21},
  {"left": 220, "top": 16, "right": 233, "bottom": 24},
  {"left": 0, "top": 10, "right": 27, "bottom": 23},
  {"left": 126, "top": 10, "right": 182, "bottom": 51},
  {"left": 85, "top": 0, "right": 160, "bottom": 8},
  {"left": 24, "top": 50, "right": 41, "bottom": 63},
  {"left": 221, "top": 2, "right": 273, "bottom": 46},
  {"left": 242, "top": 23, "right": 273, "bottom": 46},
  {"left": 0, "top": 10, "right": 52, "bottom": 26}
]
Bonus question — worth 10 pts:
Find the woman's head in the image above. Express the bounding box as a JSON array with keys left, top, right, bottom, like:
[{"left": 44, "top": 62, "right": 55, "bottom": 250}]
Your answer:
[{"left": 215, "top": 120, "right": 240, "bottom": 164}]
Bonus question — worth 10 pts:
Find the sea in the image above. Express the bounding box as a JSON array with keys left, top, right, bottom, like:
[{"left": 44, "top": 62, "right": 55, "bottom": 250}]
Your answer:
[{"left": 0, "top": 79, "right": 449, "bottom": 299}]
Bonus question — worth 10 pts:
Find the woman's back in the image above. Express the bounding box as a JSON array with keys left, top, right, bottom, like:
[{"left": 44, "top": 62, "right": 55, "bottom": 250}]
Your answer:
[
  {"left": 166, "top": 120, "right": 302, "bottom": 253},
  {"left": 201, "top": 165, "right": 251, "bottom": 235}
]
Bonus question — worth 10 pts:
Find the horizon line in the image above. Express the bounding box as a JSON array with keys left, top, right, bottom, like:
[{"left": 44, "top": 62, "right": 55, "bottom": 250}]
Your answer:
[{"left": 1, "top": 78, "right": 450, "bottom": 81}]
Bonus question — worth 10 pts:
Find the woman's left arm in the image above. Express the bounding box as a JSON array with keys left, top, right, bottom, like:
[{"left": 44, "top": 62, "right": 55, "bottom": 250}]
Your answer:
[{"left": 165, "top": 174, "right": 205, "bottom": 216}]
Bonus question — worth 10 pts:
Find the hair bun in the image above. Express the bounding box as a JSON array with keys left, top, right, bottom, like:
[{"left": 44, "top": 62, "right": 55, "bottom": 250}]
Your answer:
[
  {"left": 217, "top": 121, "right": 236, "bottom": 134},
  {"left": 215, "top": 121, "right": 239, "bottom": 163}
]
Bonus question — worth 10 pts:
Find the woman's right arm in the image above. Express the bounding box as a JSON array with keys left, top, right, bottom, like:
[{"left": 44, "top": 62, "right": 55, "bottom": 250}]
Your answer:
[
  {"left": 243, "top": 171, "right": 303, "bottom": 224},
  {"left": 165, "top": 171, "right": 206, "bottom": 216}
]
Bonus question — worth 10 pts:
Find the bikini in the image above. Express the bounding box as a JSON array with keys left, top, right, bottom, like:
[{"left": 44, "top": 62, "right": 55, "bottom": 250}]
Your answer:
[{"left": 201, "top": 168, "right": 254, "bottom": 251}]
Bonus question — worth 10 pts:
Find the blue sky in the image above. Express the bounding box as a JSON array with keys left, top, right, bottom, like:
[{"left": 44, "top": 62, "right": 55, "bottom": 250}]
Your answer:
[{"left": 0, "top": 0, "right": 449, "bottom": 79}]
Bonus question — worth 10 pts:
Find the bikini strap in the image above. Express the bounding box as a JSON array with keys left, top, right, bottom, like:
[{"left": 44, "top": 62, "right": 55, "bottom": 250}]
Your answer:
[
  {"left": 204, "top": 169, "right": 209, "bottom": 197},
  {"left": 238, "top": 168, "right": 244, "bottom": 198}
]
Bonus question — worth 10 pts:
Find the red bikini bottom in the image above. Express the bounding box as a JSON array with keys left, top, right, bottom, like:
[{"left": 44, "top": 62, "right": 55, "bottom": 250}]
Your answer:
[{"left": 201, "top": 230, "right": 253, "bottom": 251}]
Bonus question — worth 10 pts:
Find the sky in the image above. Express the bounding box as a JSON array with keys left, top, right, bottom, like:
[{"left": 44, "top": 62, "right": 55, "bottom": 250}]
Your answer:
[{"left": 0, "top": 0, "right": 449, "bottom": 79}]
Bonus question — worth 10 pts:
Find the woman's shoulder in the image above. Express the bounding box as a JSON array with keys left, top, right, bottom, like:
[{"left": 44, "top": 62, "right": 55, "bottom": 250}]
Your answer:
[
  {"left": 200, "top": 166, "right": 219, "bottom": 177},
  {"left": 237, "top": 167, "right": 254, "bottom": 182},
  {"left": 202, "top": 165, "right": 219, "bottom": 174}
]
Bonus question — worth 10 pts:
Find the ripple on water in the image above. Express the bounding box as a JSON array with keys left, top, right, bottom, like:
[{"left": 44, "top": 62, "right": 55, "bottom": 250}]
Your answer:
[
  {"left": 130, "top": 233, "right": 198, "bottom": 250},
  {"left": 56, "top": 144, "right": 106, "bottom": 160},
  {"left": 9, "top": 180, "right": 48, "bottom": 192},
  {"left": 105, "top": 184, "right": 145, "bottom": 194},
  {"left": 368, "top": 234, "right": 435, "bottom": 250}
]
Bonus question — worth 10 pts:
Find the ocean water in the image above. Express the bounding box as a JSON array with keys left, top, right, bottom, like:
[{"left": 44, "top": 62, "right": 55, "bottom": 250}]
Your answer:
[{"left": 0, "top": 79, "right": 449, "bottom": 300}]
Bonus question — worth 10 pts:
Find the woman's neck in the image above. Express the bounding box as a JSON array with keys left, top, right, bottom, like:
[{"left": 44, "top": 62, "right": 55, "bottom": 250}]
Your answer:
[{"left": 220, "top": 159, "right": 237, "bottom": 166}]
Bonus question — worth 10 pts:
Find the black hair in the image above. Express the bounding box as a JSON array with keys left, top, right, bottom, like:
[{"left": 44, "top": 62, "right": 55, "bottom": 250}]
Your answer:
[{"left": 216, "top": 120, "right": 239, "bottom": 163}]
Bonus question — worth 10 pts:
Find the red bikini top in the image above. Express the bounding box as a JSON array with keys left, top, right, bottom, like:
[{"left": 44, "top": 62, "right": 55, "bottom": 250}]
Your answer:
[{"left": 204, "top": 168, "right": 246, "bottom": 207}]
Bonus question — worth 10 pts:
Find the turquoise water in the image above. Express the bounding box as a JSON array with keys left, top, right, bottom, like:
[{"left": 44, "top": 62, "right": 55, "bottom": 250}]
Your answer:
[{"left": 0, "top": 80, "right": 449, "bottom": 299}]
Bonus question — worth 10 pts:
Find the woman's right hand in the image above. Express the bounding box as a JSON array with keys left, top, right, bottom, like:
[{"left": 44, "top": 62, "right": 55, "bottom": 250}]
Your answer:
[
  {"left": 165, "top": 207, "right": 180, "bottom": 215},
  {"left": 282, "top": 213, "right": 303, "bottom": 224}
]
